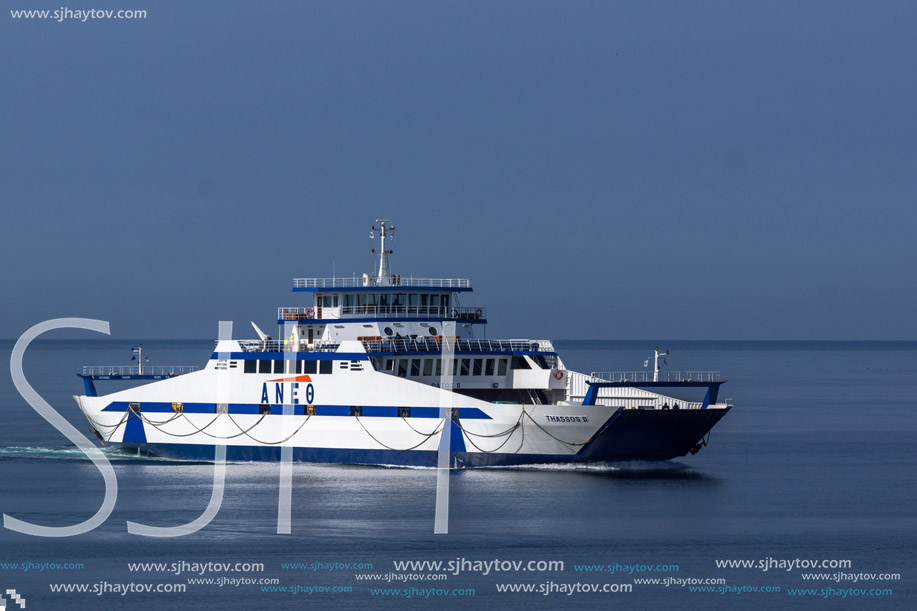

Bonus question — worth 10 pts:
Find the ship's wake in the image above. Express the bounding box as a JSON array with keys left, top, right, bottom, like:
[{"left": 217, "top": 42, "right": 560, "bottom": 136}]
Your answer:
[{"left": 0, "top": 445, "right": 204, "bottom": 464}]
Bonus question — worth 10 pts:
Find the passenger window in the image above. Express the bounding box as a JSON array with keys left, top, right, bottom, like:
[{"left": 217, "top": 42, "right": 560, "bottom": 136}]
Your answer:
[
  {"left": 423, "top": 359, "right": 433, "bottom": 376},
  {"left": 473, "top": 359, "right": 483, "bottom": 375},
  {"left": 259, "top": 360, "right": 271, "bottom": 374},
  {"left": 385, "top": 359, "right": 394, "bottom": 371},
  {"left": 410, "top": 359, "right": 420, "bottom": 376},
  {"left": 398, "top": 360, "right": 408, "bottom": 377},
  {"left": 498, "top": 359, "right": 508, "bottom": 376},
  {"left": 460, "top": 359, "right": 471, "bottom": 376},
  {"left": 485, "top": 358, "right": 495, "bottom": 376},
  {"left": 511, "top": 356, "right": 531, "bottom": 370},
  {"left": 274, "top": 360, "right": 285, "bottom": 373},
  {"left": 304, "top": 360, "right": 317, "bottom": 374},
  {"left": 244, "top": 360, "right": 257, "bottom": 374},
  {"left": 319, "top": 360, "right": 332, "bottom": 374},
  {"left": 435, "top": 358, "right": 442, "bottom": 376}
]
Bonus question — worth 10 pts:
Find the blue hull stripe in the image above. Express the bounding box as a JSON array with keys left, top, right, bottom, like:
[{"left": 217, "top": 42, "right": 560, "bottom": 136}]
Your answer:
[{"left": 99, "top": 401, "right": 491, "bottom": 419}]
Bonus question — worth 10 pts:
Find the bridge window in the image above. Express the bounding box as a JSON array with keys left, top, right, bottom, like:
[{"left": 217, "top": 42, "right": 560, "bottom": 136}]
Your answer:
[
  {"left": 460, "top": 359, "right": 471, "bottom": 376},
  {"left": 498, "top": 359, "right": 508, "bottom": 376},
  {"left": 511, "top": 356, "right": 531, "bottom": 370},
  {"left": 410, "top": 359, "right": 421, "bottom": 376},
  {"left": 473, "top": 359, "right": 483, "bottom": 376},
  {"left": 319, "top": 361, "right": 332, "bottom": 375},
  {"left": 485, "top": 358, "right": 495, "bottom": 376},
  {"left": 244, "top": 360, "right": 257, "bottom": 374},
  {"left": 409, "top": 294, "right": 419, "bottom": 306},
  {"left": 423, "top": 359, "right": 433, "bottom": 376},
  {"left": 398, "top": 359, "right": 408, "bottom": 377}
]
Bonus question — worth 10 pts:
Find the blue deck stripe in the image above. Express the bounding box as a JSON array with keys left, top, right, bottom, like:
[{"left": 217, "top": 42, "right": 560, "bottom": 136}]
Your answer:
[{"left": 100, "top": 401, "right": 491, "bottom": 419}]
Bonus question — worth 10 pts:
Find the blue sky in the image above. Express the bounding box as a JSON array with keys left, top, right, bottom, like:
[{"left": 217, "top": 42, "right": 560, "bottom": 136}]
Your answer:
[{"left": 1, "top": 1, "right": 915, "bottom": 340}]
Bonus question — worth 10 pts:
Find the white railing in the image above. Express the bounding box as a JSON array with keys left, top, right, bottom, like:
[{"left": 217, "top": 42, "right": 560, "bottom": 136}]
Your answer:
[
  {"left": 233, "top": 337, "right": 554, "bottom": 355},
  {"left": 293, "top": 276, "right": 471, "bottom": 289},
  {"left": 360, "top": 337, "right": 555, "bottom": 354},
  {"left": 237, "top": 340, "right": 340, "bottom": 353},
  {"left": 277, "top": 306, "right": 486, "bottom": 321},
  {"left": 589, "top": 371, "right": 721, "bottom": 383},
  {"left": 81, "top": 365, "right": 200, "bottom": 376}
]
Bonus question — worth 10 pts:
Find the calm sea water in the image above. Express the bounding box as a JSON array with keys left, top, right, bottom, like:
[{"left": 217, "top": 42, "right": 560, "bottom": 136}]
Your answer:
[{"left": 0, "top": 339, "right": 914, "bottom": 610}]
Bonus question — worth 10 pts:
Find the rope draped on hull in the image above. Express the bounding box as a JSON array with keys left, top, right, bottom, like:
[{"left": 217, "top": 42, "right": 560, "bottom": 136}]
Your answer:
[{"left": 77, "top": 402, "right": 600, "bottom": 454}]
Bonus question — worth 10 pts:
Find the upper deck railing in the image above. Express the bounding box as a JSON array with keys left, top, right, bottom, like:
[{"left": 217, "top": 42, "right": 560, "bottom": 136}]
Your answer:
[
  {"left": 237, "top": 340, "right": 340, "bottom": 353},
  {"left": 589, "top": 371, "right": 721, "bottom": 383},
  {"left": 293, "top": 275, "right": 471, "bottom": 290},
  {"left": 278, "top": 306, "right": 485, "bottom": 321},
  {"left": 81, "top": 365, "right": 200, "bottom": 377},
  {"left": 233, "top": 338, "right": 554, "bottom": 355},
  {"left": 361, "top": 337, "right": 555, "bottom": 354}
]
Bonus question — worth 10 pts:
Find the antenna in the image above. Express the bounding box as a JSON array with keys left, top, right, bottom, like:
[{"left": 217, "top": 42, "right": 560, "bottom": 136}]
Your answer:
[
  {"left": 131, "top": 344, "right": 144, "bottom": 375},
  {"left": 653, "top": 346, "right": 670, "bottom": 382},
  {"left": 371, "top": 219, "right": 395, "bottom": 286}
]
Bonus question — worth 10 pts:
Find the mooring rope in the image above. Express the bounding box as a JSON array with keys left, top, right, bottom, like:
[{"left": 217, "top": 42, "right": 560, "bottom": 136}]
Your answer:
[{"left": 354, "top": 415, "right": 444, "bottom": 452}]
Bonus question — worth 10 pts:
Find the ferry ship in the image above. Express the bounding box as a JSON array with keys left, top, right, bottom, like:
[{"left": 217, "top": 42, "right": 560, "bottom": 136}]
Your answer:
[{"left": 75, "top": 221, "right": 731, "bottom": 467}]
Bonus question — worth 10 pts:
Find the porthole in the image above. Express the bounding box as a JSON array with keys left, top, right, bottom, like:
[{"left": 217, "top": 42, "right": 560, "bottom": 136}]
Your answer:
[
  {"left": 429, "top": 327, "right": 438, "bottom": 335},
  {"left": 384, "top": 327, "right": 394, "bottom": 336}
]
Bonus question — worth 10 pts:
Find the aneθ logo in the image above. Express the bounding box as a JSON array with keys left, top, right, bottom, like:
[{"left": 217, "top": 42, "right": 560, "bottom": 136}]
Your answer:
[{"left": 0, "top": 588, "right": 26, "bottom": 610}]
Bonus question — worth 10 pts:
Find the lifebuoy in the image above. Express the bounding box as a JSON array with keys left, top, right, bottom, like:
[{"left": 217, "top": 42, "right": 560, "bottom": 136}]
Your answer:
[
  {"left": 305, "top": 308, "right": 314, "bottom": 319},
  {"left": 475, "top": 308, "right": 483, "bottom": 319},
  {"left": 553, "top": 370, "right": 565, "bottom": 381}
]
